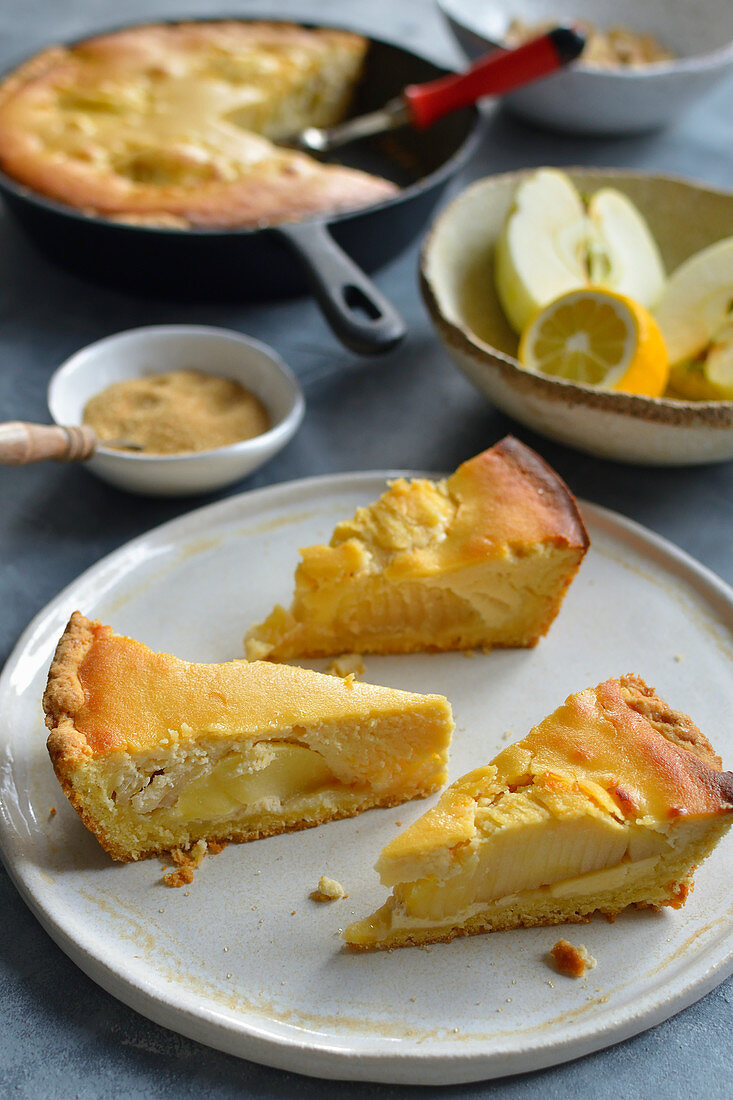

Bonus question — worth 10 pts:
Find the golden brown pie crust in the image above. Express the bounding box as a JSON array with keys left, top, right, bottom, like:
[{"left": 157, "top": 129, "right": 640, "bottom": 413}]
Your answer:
[{"left": 0, "top": 22, "right": 398, "bottom": 227}]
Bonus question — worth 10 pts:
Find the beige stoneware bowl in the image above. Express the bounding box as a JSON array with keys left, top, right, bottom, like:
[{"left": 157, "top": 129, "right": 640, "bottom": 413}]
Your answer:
[{"left": 421, "top": 170, "right": 733, "bottom": 466}]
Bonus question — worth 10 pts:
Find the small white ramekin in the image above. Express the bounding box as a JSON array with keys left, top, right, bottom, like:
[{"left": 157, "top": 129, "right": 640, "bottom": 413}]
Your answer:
[{"left": 48, "top": 325, "right": 304, "bottom": 496}]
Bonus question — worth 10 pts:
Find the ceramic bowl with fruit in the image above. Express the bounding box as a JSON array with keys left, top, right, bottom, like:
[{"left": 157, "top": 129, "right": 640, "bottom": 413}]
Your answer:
[
  {"left": 439, "top": 0, "right": 733, "bottom": 134},
  {"left": 420, "top": 168, "right": 733, "bottom": 465}
]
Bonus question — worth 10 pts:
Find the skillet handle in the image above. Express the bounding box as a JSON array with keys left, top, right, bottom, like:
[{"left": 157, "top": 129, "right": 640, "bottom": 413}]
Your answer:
[{"left": 273, "top": 221, "right": 406, "bottom": 356}]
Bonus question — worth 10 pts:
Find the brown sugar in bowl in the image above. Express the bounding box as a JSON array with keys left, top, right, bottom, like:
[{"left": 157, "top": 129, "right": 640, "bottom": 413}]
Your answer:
[
  {"left": 48, "top": 325, "right": 304, "bottom": 496},
  {"left": 83, "top": 369, "right": 271, "bottom": 455}
]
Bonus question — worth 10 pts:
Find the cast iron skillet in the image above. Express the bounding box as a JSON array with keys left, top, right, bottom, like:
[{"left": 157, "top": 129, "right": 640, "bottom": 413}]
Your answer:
[{"left": 0, "top": 22, "right": 481, "bottom": 355}]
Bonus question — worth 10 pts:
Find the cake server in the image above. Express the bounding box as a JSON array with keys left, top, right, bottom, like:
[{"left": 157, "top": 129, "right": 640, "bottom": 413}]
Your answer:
[{"left": 288, "top": 27, "right": 585, "bottom": 155}]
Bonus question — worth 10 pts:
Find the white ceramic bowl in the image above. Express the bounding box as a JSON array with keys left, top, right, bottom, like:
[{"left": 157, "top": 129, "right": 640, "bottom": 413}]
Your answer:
[
  {"left": 420, "top": 169, "right": 733, "bottom": 466},
  {"left": 48, "top": 326, "right": 305, "bottom": 496},
  {"left": 439, "top": 0, "right": 733, "bottom": 133}
]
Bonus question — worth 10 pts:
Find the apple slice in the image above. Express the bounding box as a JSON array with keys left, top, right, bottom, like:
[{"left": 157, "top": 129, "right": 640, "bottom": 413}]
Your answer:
[
  {"left": 494, "top": 169, "right": 588, "bottom": 334},
  {"left": 705, "top": 327, "right": 733, "bottom": 399},
  {"left": 494, "top": 170, "right": 667, "bottom": 336},
  {"left": 655, "top": 237, "right": 733, "bottom": 365},
  {"left": 587, "top": 188, "right": 666, "bottom": 310},
  {"left": 667, "top": 319, "right": 733, "bottom": 402}
]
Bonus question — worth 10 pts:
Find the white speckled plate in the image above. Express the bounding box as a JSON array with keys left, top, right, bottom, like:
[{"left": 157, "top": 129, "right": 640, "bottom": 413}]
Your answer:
[{"left": 0, "top": 473, "right": 731, "bottom": 1085}]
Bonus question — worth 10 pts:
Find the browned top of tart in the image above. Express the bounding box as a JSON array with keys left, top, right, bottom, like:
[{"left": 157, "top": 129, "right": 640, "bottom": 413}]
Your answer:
[
  {"left": 0, "top": 21, "right": 397, "bottom": 228},
  {"left": 43, "top": 611, "right": 453, "bottom": 759},
  {"left": 378, "top": 673, "right": 733, "bottom": 885}
]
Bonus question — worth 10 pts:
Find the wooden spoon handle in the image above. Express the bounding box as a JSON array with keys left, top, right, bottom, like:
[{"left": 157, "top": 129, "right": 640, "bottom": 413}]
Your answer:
[{"left": 0, "top": 422, "right": 97, "bottom": 465}]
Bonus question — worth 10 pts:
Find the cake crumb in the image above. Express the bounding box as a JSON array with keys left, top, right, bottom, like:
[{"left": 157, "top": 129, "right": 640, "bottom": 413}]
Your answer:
[
  {"left": 665, "top": 881, "right": 692, "bottom": 909},
  {"left": 550, "top": 939, "right": 597, "bottom": 978},
  {"left": 162, "top": 839, "right": 208, "bottom": 887},
  {"left": 163, "top": 865, "right": 194, "bottom": 889},
  {"left": 246, "top": 638, "right": 271, "bottom": 662},
  {"left": 395, "top": 821, "right": 402, "bottom": 827},
  {"left": 327, "top": 654, "right": 365, "bottom": 679},
  {"left": 49, "top": 806, "right": 56, "bottom": 817},
  {"left": 673, "top": 654, "right": 683, "bottom": 663},
  {"left": 311, "top": 875, "right": 348, "bottom": 902},
  {"left": 462, "top": 649, "right": 477, "bottom": 658}
]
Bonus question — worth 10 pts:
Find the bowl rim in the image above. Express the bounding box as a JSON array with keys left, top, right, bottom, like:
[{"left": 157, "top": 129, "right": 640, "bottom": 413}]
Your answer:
[
  {"left": 47, "top": 324, "right": 306, "bottom": 463},
  {"left": 420, "top": 167, "right": 733, "bottom": 429},
  {"left": 437, "top": 0, "right": 733, "bottom": 77}
]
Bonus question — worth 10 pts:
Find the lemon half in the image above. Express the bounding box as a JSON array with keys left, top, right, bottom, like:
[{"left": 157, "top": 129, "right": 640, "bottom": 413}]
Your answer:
[{"left": 518, "top": 288, "right": 669, "bottom": 396}]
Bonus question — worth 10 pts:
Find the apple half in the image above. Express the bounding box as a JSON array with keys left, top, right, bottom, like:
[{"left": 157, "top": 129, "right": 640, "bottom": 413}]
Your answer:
[
  {"left": 656, "top": 237, "right": 733, "bottom": 399},
  {"left": 495, "top": 169, "right": 666, "bottom": 334}
]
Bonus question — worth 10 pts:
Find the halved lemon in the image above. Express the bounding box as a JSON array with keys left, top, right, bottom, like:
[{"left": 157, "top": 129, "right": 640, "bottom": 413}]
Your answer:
[{"left": 518, "top": 288, "right": 669, "bottom": 396}]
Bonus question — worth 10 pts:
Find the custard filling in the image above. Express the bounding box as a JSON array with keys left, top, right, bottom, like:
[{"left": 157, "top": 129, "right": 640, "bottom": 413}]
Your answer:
[
  {"left": 346, "top": 822, "right": 720, "bottom": 946},
  {"left": 104, "top": 740, "right": 350, "bottom": 826},
  {"left": 167, "top": 742, "right": 340, "bottom": 822}
]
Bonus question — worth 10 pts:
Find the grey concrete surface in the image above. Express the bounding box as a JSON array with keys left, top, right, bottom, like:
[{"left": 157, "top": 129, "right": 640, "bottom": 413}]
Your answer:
[{"left": 0, "top": 1, "right": 731, "bottom": 1096}]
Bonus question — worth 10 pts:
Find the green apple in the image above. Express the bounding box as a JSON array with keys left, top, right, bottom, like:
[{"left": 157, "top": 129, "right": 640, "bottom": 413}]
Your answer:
[
  {"left": 587, "top": 189, "right": 666, "bottom": 310},
  {"left": 494, "top": 169, "right": 667, "bottom": 335},
  {"left": 705, "top": 325, "right": 733, "bottom": 399},
  {"left": 495, "top": 169, "right": 588, "bottom": 335},
  {"left": 666, "top": 358, "right": 707, "bottom": 400},
  {"left": 669, "top": 320, "right": 733, "bottom": 401},
  {"left": 655, "top": 237, "right": 733, "bottom": 365}
]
